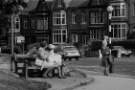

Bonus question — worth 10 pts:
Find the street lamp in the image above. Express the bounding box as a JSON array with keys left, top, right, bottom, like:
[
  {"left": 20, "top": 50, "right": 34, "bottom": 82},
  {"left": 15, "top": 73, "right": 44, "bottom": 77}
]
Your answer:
[
  {"left": 107, "top": 5, "right": 114, "bottom": 53},
  {"left": 10, "top": 0, "right": 29, "bottom": 72}
]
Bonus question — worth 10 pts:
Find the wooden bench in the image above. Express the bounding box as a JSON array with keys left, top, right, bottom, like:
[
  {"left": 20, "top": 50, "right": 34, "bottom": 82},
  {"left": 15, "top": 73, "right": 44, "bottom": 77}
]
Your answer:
[
  {"left": 14, "top": 54, "right": 65, "bottom": 79},
  {"left": 14, "top": 54, "right": 41, "bottom": 79}
]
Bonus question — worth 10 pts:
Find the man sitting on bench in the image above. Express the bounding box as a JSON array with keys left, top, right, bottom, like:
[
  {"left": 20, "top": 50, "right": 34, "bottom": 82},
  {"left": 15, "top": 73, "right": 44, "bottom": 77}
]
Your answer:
[{"left": 37, "top": 43, "right": 65, "bottom": 78}]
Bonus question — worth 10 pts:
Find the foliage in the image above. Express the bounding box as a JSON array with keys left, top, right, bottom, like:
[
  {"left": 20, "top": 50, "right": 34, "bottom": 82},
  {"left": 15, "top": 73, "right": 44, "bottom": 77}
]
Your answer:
[
  {"left": 0, "top": 0, "right": 28, "bottom": 14},
  {"left": 88, "top": 40, "right": 135, "bottom": 51}
]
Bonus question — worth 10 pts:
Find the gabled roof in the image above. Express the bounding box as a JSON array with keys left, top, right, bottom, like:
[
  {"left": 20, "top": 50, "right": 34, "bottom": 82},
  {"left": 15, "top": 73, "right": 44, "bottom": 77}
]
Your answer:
[
  {"left": 23, "top": 0, "right": 39, "bottom": 12},
  {"left": 31, "top": 0, "right": 50, "bottom": 14},
  {"left": 52, "top": 0, "right": 66, "bottom": 10},
  {"left": 21, "top": 0, "right": 90, "bottom": 14}
]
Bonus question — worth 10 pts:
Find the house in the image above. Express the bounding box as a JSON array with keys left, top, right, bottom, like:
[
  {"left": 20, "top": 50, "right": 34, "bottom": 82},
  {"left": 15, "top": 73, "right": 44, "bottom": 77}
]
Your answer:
[
  {"left": 20, "top": 0, "right": 51, "bottom": 45},
  {"left": 67, "top": 0, "right": 89, "bottom": 45},
  {"left": 51, "top": 0, "right": 67, "bottom": 44},
  {"left": 109, "top": 0, "right": 128, "bottom": 40},
  {"left": 0, "top": 0, "right": 133, "bottom": 47},
  {"left": 88, "top": 0, "right": 108, "bottom": 41}
]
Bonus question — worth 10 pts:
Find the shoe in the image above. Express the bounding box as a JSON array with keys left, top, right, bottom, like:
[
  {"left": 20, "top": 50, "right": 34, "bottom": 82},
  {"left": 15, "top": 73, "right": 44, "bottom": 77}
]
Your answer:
[{"left": 104, "top": 70, "right": 109, "bottom": 76}]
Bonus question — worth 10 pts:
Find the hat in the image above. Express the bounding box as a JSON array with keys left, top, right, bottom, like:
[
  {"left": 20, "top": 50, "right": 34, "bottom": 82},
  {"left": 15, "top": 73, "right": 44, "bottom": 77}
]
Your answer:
[{"left": 48, "top": 44, "right": 56, "bottom": 49}]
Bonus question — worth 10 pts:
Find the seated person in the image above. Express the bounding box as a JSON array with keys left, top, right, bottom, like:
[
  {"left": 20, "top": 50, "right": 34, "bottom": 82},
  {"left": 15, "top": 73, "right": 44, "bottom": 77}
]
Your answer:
[{"left": 40, "top": 44, "right": 64, "bottom": 78}]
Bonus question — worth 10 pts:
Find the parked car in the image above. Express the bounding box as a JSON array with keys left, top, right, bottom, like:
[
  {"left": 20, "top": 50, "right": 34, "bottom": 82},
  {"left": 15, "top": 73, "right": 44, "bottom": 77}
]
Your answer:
[
  {"left": 112, "top": 46, "right": 132, "bottom": 57},
  {"left": 62, "top": 45, "right": 81, "bottom": 61}
]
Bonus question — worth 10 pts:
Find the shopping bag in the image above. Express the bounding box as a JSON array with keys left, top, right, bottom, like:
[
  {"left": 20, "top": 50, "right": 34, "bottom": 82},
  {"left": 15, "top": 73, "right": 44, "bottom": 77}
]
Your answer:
[{"left": 35, "top": 58, "right": 43, "bottom": 66}]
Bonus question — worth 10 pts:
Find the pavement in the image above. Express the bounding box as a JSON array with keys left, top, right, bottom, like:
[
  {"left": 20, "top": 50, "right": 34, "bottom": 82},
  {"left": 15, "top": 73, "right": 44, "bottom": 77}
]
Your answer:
[{"left": 1, "top": 54, "right": 135, "bottom": 90}]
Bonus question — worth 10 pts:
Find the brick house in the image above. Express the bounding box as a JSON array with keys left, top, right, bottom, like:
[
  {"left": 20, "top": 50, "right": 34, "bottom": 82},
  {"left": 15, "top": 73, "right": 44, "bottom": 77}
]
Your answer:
[
  {"left": 20, "top": 0, "right": 51, "bottom": 45},
  {"left": 88, "top": 0, "right": 108, "bottom": 41},
  {"left": 51, "top": 0, "right": 68, "bottom": 44},
  {"left": 128, "top": 0, "right": 135, "bottom": 33},
  {"left": 67, "top": 0, "right": 89, "bottom": 45},
  {"left": 109, "top": 0, "right": 129, "bottom": 40},
  {"left": 1, "top": 0, "right": 134, "bottom": 46}
]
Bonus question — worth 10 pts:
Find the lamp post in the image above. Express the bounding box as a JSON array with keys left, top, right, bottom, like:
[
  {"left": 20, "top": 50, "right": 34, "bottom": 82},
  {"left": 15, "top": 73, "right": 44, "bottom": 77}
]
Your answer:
[
  {"left": 107, "top": 5, "right": 114, "bottom": 53},
  {"left": 10, "top": 0, "right": 29, "bottom": 72}
]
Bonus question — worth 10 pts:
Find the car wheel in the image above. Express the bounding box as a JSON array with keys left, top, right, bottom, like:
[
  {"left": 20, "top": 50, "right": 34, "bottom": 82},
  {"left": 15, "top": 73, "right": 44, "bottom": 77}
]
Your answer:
[{"left": 126, "top": 54, "right": 131, "bottom": 57}]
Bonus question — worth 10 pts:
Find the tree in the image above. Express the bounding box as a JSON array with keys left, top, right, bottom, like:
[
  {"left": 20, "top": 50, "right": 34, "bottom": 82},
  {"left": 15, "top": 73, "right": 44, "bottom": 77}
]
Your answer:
[{"left": 0, "top": 0, "right": 29, "bottom": 45}]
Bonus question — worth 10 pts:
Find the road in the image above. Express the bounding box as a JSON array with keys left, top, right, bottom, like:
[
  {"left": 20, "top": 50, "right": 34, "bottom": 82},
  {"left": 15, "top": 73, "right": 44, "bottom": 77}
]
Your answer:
[{"left": 66, "top": 56, "right": 135, "bottom": 76}]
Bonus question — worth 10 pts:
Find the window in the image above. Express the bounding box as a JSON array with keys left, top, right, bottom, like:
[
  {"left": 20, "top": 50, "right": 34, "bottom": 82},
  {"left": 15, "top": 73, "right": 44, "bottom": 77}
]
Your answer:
[
  {"left": 81, "top": 14, "right": 86, "bottom": 24},
  {"left": 53, "top": 29, "right": 67, "bottom": 44},
  {"left": 53, "top": 11, "right": 66, "bottom": 25},
  {"left": 37, "top": 18, "right": 48, "bottom": 30},
  {"left": 71, "top": 34, "right": 78, "bottom": 43},
  {"left": 90, "top": 11, "right": 105, "bottom": 24},
  {"left": 112, "top": 3, "right": 127, "bottom": 17},
  {"left": 92, "top": 0, "right": 104, "bottom": 5},
  {"left": 111, "top": 23, "right": 128, "bottom": 39},
  {"left": 71, "top": 13, "right": 76, "bottom": 24},
  {"left": 133, "top": 3, "right": 135, "bottom": 16},
  {"left": 23, "top": 19, "right": 28, "bottom": 29},
  {"left": 81, "top": 35, "right": 89, "bottom": 45},
  {"left": 31, "top": 19, "right": 35, "bottom": 29},
  {"left": 89, "top": 29, "right": 104, "bottom": 40},
  {"left": 58, "top": 0, "right": 62, "bottom": 7}
]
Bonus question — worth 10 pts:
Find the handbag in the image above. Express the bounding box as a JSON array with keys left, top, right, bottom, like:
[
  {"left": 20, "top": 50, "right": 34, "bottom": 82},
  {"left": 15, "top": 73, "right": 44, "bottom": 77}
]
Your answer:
[{"left": 35, "top": 58, "right": 43, "bottom": 66}]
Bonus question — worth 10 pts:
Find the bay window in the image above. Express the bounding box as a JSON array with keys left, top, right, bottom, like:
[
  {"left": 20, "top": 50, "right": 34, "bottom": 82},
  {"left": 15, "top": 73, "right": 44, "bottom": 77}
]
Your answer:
[
  {"left": 53, "top": 29, "right": 67, "bottom": 43},
  {"left": 53, "top": 11, "right": 66, "bottom": 25},
  {"left": 37, "top": 18, "right": 48, "bottom": 30},
  {"left": 90, "top": 11, "right": 105, "bottom": 24},
  {"left": 112, "top": 3, "right": 127, "bottom": 17},
  {"left": 111, "top": 23, "right": 128, "bottom": 39}
]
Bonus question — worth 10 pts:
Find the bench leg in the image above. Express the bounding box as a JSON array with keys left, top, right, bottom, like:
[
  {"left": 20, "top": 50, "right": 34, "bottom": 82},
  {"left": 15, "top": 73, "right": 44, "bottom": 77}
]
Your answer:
[
  {"left": 58, "top": 65, "right": 66, "bottom": 79},
  {"left": 42, "top": 68, "right": 54, "bottom": 78}
]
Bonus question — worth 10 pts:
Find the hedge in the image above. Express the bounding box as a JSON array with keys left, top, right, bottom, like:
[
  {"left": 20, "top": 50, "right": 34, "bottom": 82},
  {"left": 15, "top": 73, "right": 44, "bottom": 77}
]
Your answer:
[{"left": 90, "top": 40, "right": 135, "bottom": 51}]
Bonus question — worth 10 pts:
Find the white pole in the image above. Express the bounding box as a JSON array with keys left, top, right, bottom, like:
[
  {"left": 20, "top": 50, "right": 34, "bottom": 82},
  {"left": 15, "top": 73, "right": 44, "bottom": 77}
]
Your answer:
[
  {"left": 11, "top": 14, "right": 15, "bottom": 72},
  {"left": 11, "top": 14, "right": 15, "bottom": 56}
]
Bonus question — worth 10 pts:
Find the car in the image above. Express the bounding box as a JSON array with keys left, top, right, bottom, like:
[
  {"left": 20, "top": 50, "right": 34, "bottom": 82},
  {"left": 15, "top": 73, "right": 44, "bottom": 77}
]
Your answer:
[
  {"left": 62, "top": 45, "right": 81, "bottom": 61},
  {"left": 112, "top": 46, "right": 132, "bottom": 57}
]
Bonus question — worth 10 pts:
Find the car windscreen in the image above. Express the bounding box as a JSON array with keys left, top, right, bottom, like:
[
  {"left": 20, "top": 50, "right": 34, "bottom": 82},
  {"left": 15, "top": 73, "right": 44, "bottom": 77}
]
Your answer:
[{"left": 64, "top": 47, "right": 77, "bottom": 50}]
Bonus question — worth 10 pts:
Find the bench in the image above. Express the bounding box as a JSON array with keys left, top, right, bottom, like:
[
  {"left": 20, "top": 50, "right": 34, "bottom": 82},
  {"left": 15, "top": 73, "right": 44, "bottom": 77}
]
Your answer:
[{"left": 14, "top": 54, "right": 65, "bottom": 79}]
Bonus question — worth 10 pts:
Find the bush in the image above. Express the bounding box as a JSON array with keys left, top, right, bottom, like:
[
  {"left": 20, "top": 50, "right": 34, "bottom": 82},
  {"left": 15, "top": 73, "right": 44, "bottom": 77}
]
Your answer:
[
  {"left": 90, "top": 40, "right": 102, "bottom": 51},
  {"left": 87, "top": 40, "right": 135, "bottom": 51},
  {"left": 111, "top": 40, "right": 135, "bottom": 49}
]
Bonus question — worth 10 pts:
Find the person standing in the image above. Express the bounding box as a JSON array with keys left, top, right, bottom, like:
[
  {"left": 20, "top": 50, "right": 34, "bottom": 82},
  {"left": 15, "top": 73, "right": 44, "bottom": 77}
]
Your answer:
[{"left": 99, "top": 35, "right": 114, "bottom": 76}]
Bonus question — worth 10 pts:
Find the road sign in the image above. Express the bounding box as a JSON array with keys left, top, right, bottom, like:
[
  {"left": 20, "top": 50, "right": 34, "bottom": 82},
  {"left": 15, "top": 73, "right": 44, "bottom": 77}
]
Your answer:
[{"left": 16, "top": 36, "right": 25, "bottom": 43}]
